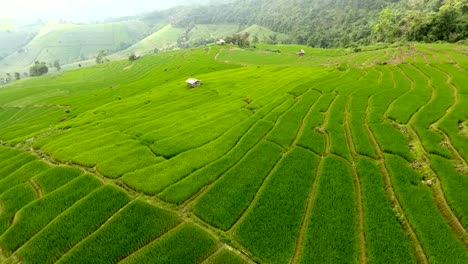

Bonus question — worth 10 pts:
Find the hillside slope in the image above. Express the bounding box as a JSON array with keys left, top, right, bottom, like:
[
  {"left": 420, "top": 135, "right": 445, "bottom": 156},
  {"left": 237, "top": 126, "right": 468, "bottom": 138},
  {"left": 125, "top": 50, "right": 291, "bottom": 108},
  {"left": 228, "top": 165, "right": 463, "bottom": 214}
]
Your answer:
[
  {"left": 0, "top": 43, "right": 467, "bottom": 263},
  {"left": 0, "top": 21, "right": 151, "bottom": 76}
]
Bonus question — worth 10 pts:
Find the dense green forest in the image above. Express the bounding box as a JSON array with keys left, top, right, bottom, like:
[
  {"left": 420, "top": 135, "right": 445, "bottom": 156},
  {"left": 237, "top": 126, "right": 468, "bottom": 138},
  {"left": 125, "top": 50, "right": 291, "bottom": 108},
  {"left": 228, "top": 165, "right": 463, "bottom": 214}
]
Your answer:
[{"left": 153, "top": 0, "right": 468, "bottom": 48}]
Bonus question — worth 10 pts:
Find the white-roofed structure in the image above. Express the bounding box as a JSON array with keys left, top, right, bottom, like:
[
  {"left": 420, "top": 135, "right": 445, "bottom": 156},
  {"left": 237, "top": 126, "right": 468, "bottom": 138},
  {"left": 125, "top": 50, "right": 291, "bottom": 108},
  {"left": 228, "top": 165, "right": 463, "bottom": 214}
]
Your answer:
[{"left": 186, "top": 78, "right": 202, "bottom": 88}]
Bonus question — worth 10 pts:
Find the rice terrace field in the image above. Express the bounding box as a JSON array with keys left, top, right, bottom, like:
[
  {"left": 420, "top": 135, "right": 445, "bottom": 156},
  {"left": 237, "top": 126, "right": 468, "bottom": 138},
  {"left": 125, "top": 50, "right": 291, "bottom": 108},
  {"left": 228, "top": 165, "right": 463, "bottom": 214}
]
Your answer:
[{"left": 0, "top": 43, "right": 467, "bottom": 263}]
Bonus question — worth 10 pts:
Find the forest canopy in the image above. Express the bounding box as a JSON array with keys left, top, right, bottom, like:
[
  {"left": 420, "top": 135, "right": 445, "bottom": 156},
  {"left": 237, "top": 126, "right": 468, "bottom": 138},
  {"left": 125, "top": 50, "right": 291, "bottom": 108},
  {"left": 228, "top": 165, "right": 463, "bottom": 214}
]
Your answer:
[{"left": 166, "top": 0, "right": 467, "bottom": 48}]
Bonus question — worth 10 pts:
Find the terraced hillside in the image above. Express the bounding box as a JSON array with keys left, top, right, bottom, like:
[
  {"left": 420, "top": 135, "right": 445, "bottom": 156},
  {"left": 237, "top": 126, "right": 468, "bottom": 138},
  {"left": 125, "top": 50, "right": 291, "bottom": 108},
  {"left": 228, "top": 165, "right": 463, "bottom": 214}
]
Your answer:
[
  {"left": 0, "top": 43, "right": 467, "bottom": 263},
  {"left": 0, "top": 21, "right": 150, "bottom": 76}
]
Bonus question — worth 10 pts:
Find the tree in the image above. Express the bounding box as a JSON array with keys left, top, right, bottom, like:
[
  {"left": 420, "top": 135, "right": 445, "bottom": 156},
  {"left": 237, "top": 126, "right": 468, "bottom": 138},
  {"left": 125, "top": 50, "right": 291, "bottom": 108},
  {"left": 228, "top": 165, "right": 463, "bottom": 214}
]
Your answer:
[
  {"left": 14, "top": 72, "right": 20, "bottom": 80},
  {"left": 96, "top": 50, "right": 108, "bottom": 64},
  {"left": 5, "top": 73, "right": 12, "bottom": 82},
  {"left": 128, "top": 53, "right": 139, "bottom": 61},
  {"left": 372, "top": 8, "right": 402, "bottom": 43},
  {"left": 54, "top": 60, "right": 61, "bottom": 71},
  {"left": 29, "top": 61, "right": 49, "bottom": 77}
]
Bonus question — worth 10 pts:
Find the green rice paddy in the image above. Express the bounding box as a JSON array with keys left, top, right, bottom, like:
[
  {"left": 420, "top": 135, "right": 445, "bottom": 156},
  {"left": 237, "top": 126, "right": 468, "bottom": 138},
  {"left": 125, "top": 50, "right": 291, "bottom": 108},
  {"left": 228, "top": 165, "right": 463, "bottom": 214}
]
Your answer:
[{"left": 0, "top": 43, "right": 466, "bottom": 263}]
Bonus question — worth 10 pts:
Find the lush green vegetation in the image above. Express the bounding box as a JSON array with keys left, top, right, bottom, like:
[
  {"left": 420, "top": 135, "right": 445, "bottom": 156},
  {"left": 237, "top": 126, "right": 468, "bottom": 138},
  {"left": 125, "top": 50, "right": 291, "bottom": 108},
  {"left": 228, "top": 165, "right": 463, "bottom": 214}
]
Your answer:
[
  {"left": 16, "top": 185, "right": 131, "bottom": 264},
  {"left": 0, "top": 42, "right": 466, "bottom": 263},
  {"left": 357, "top": 158, "right": 416, "bottom": 263},
  {"left": 193, "top": 141, "right": 283, "bottom": 230},
  {"left": 235, "top": 147, "right": 319, "bottom": 264},
  {"left": 299, "top": 155, "right": 357, "bottom": 263},
  {"left": 120, "top": 223, "right": 218, "bottom": 264},
  {"left": 204, "top": 248, "right": 249, "bottom": 264},
  {"left": 385, "top": 154, "right": 468, "bottom": 263},
  {"left": 57, "top": 200, "right": 180, "bottom": 264},
  {"left": 0, "top": 174, "right": 101, "bottom": 255}
]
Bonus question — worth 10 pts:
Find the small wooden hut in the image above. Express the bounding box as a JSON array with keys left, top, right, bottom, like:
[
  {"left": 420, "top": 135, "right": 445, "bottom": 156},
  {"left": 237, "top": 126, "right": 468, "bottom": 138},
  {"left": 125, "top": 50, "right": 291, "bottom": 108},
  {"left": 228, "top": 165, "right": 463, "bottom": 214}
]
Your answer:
[{"left": 186, "top": 78, "right": 202, "bottom": 88}]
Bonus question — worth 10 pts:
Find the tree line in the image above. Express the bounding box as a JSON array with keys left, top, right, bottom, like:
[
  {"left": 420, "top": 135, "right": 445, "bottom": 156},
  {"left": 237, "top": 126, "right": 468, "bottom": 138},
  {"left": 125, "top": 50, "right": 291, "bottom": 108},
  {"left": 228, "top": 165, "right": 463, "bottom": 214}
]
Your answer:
[{"left": 166, "top": 0, "right": 467, "bottom": 48}]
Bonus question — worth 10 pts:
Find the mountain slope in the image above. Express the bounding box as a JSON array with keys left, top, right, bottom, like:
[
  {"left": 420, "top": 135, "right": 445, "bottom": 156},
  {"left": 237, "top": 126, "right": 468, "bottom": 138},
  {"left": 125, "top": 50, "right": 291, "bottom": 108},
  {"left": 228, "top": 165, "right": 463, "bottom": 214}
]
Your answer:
[{"left": 0, "top": 21, "right": 151, "bottom": 75}]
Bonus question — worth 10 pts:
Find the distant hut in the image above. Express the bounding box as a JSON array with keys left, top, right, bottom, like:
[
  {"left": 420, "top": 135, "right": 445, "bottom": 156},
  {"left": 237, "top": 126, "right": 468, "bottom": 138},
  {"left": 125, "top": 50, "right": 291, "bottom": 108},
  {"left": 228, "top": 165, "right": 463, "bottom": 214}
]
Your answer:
[
  {"left": 297, "top": 49, "right": 305, "bottom": 56},
  {"left": 216, "top": 39, "right": 226, "bottom": 45},
  {"left": 186, "top": 78, "right": 202, "bottom": 88}
]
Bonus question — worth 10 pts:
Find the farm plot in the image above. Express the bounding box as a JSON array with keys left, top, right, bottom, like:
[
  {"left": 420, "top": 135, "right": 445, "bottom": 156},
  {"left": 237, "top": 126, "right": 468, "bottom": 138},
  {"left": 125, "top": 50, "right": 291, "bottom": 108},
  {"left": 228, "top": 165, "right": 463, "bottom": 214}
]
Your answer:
[
  {"left": 0, "top": 174, "right": 102, "bottom": 255},
  {"left": 234, "top": 147, "right": 319, "bottom": 264},
  {"left": 159, "top": 120, "right": 274, "bottom": 204},
  {"left": 385, "top": 154, "right": 468, "bottom": 263},
  {"left": 411, "top": 64, "right": 454, "bottom": 158},
  {"left": 326, "top": 95, "right": 352, "bottom": 161},
  {"left": 386, "top": 65, "right": 431, "bottom": 124},
  {"left": 32, "top": 166, "right": 82, "bottom": 194},
  {"left": 357, "top": 158, "right": 416, "bottom": 263},
  {"left": 0, "top": 44, "right": 466, "bottom": 264},
  {"left": 371, "top": 121, "right": 415, "bottom": 161},
  {"left": 297, "top": 93, "right": 336, "bottom": 155},
  {"left": 122, "top": 98, "right": 285, "bottom": 195},
  {"left": 120, "top": 223, "right": 218, "bottom": 264},
  {"left": 267, "top": 90, "right": 320, "bottom": 148},
  {"left": 430, "top": 155, "right": 468, "bottom": 229},
  {"left": 0, "top": 152, "right": 37, "bottom": 181},
  {"left": 56, "top": 200, "right": 180, "bottom": 264},
  {"left": 299, "top": 155, "right": 357, "bottom": 264},
  {"left": 0, "top": 160, "right": 50, "bottom": 194},
  {"left": 204, "top": 248, "right": 249, "bottom": 264},
  {"left": 15, "top": 185, "right": 131, "bottom": 264},
  {"left": 0, "top": 184, "right": 37, "bottom": 235},
  {"left": 193, "top": 141, "right": 283, "bottom": 230}
]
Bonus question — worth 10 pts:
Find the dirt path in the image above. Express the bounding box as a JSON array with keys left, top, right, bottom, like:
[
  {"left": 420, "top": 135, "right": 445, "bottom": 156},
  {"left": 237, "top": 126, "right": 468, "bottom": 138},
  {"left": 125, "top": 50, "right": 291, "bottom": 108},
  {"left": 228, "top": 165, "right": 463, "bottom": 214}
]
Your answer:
[
  {"left": 344, "top": 98, "right": 367, "bottom": 264},
  {"left": 365, "top": 88, "right": 429, "bottom": 264},
  {"left": 405, "top": 126, "right": 468, "bottom": 249},
  {"left": 29, "top": 179, "right": 43, "bottom": 198},
  {"left": 214, "top": 49, "right": 224, "bottom": 61},
  {"left": 229, "top": 92, "right": 324, "bottom": 232},
  {"left": 290, "top": 93, "right": 337, "bottom": 264}
]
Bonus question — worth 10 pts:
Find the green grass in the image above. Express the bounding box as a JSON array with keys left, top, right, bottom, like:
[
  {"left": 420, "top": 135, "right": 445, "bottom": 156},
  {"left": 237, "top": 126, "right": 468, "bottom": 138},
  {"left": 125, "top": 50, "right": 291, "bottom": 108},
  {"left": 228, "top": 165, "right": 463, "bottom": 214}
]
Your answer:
[
  {"left": 57, "top": 200, "right": 180, "bottom": 264},
  {"left": 235, "top": 147, "right": 319, "bottom": 264},
  {"left": 120, "top": 223, "right": 218, "bottom": 264},
  {"left": 0, "top": 43, "right": 466, "bottom": 263},
  {"left": 33, "top": 166, "right": 82, "bottom": 194},
  {"left": 326, "top": 95, "right": 353, "bottom": 161},
  {"left": 0, "top": 184, "right": 37, "bottom": 235},
  {"left": 0, "top": 160, "right": 50, "bottom": 194},
  {"left": 16, "top": 185, "right": 131, "bottom": 264},
  {"left": 0, "top": 153, "right": 36, "bottom": 181},
  {"left": 299, "top": 155, "right": 357, "bottom": 264},
  {"left": 430, "top": 155, "right": 468, "bottom": 229},
  {"left": 411, "top": 65, "right": 453, "bottom": 158},
  {"left": 96, "top": 147, "right": 165, "bottom": 179},
  {"left": 123, "top": 107, "right": 273, "bottom": 195},
  {"left": 385, "top": 154, "right": 468, "bottom": 263},
  {"left": 151, "top": 110, "right": 249, "bottom": 158},
  {"left": 0, "top": 21, "right": 150, "bottom": 76},
  {"left": 159, "top": 120, "right": 274, "bottom": 204},
  {"left": 0, "top": 174, "right": 101, "bottom": 255},
  {"left": 204, "top": 248, "right": 249, "bottom": 264},
  {"left": 194, "top": 141, "right": 283, "bottom": 230},
  {"left": 119, "top": 25, "right": 184, "bottom": 55},
  {"left": 357, "top": 158, "right": 416, "bottom": 263},
  {"left": 267, "top": 90, "right": 320, "bottom": 148},
  {"left": 386, "top": 65, "right": 431, "bottom": 124},
  {"left": 371, "top": 121, "right": 415, "bottom": 161}
]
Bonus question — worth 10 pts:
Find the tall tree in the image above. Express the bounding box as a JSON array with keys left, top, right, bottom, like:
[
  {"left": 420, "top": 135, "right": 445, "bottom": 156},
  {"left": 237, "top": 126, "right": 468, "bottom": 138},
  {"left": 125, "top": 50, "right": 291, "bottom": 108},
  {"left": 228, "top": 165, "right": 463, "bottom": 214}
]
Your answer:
[
  {"left": 96, "top": 50, "right": 108, "bottom": 64},
  {"left": 54, "top": 60, "right": 61, "bottom": 71},
  {"left": 29, "top": 61, "right": 49, "bottom": 77}
]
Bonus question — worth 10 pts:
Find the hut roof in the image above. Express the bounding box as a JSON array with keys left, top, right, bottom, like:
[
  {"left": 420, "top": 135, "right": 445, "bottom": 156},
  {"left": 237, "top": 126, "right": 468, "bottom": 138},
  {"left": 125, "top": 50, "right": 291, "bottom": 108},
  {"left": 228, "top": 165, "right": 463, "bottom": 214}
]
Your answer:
[{"left": 186, "top": 78, "right": 201, "bottom": 85}]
